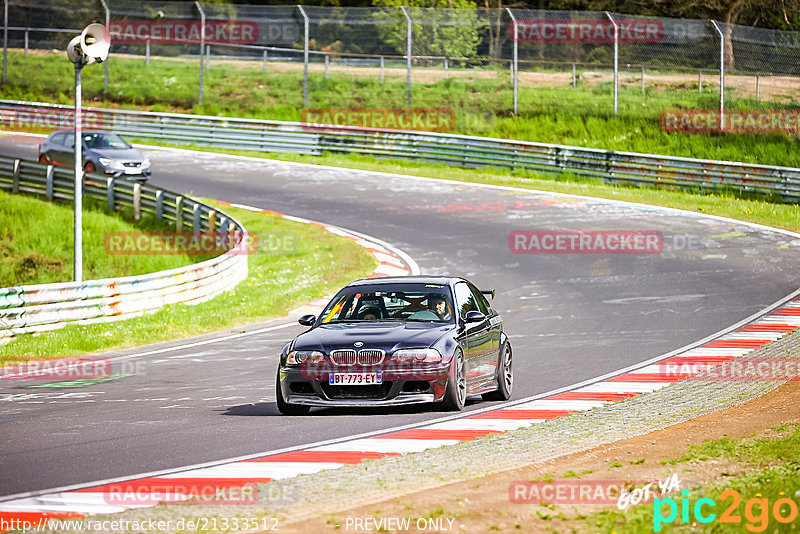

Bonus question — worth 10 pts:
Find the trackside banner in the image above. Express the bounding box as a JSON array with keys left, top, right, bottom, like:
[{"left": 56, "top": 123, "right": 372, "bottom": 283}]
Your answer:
[
  {"left": 510, "top": 19, "right": 663, "bottom": 43},
  {"left": 109, "top": 20, "right": 259, "bottom": 44}
]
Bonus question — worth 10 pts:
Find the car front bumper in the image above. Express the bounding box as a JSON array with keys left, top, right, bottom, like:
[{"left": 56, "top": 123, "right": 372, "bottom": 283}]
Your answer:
[{"left": 278, "top": 364, "right": 450, "bottom": 407}]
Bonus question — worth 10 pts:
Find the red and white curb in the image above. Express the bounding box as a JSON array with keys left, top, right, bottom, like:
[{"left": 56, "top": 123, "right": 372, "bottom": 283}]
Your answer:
[{"left": 2, "top": 290, "right": 799, "bottom": 527}]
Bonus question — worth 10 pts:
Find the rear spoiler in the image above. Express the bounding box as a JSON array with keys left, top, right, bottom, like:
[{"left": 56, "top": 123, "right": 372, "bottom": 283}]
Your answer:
[{"left": 480, "top": 289, "right": 496, "bottom": 300}]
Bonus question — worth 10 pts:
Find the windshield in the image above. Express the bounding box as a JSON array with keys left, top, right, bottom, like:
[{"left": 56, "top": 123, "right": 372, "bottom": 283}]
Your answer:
[
  {"left": 320, "top": 283, "right": 454, "bottom": 324},
  {"left": 83, "top": 132, "right": 130, "bottom": 150}
]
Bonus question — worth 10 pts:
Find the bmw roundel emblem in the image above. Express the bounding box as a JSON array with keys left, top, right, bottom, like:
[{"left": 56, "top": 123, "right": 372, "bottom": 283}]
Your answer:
[{"left": 354, "top": 341, "right": 364, "bottom": 347}]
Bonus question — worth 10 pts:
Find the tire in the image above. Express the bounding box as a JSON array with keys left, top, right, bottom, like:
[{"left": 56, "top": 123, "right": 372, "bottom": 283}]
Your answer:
[
  {"left": 483, "top": 342, "right": 513, "bottom": 401},
  {"left": 275, "top": 369, "right": 310, "bottom": 416},
  {"left": 84, "top": 162, "right": 96, "bottom": 172},
  {"left": 442, "top": 349, "right": 466, "bottom": 411},
  {"left": 38, "top": 154, "right": 49, "bottom": 164}
]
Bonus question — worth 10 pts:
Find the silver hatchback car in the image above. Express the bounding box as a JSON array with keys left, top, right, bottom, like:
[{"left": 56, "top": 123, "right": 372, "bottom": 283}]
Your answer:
[{"left": 38, "top": 130, "right": 151, "bottom": 181}]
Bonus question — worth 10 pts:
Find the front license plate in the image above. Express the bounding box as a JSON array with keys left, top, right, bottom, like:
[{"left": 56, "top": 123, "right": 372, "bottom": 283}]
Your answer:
[
  {"left": 124, "top": 167, "right": 140, "bottom": 174},
  {"left": 329, "top": 372, "right": 382, "bottom": 385}
]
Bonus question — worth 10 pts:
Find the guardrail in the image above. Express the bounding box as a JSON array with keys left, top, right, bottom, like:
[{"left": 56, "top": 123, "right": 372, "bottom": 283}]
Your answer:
[
  {"left": 2, "top": 99, "right": 799, "bottom": 203},
  {"left": 0, "top": 155, "right": 248, "bottom": 338}
]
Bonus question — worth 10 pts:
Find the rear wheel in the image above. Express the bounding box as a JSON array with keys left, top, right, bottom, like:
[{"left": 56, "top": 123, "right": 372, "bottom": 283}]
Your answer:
[
  {"left": 38, "top": 154, "right": 50, "bottom": 164},
  {"left": 84, "top": 162, "right": 96, "bottom": 172},
  {"left": 483, "top": 342, "right": 513, "bottom": 401},
  {"left": 442, "top": 349, "right": 466, "bottom": 411},
  {"left": 275, "top": 369, "right": 310, "bottom": 416}
]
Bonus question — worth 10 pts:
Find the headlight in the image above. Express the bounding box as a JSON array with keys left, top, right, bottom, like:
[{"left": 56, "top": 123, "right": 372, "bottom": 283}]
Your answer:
[
  {"left": 393, "top": 348, "right": 441, "bottom": 363},
  {"left": 142, "top": 157, "right": 151, "bottom": 168},
  {"left": 98, "top": 158, "right": 124, "bottom": 169},
  {"left": 286, "top": 350, "right": 323, "bottom": 365}
]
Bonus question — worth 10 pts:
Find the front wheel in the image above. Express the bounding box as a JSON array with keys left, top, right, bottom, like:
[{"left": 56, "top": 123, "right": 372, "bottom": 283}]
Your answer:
[
  {"left": 275, "top": 369, "right": 310, "bottom": 416},
  {"left": 38, "top": 154, "right": 50, "bottom": 164},
  {"left": 442, "top": 349, "right": 466, "bottom": 411},
  {"left": 84, "top": 162, "right": 96, "bottom": 173},
  {"left": 483, "top": 342, "right": 513, "bottom": 401}
]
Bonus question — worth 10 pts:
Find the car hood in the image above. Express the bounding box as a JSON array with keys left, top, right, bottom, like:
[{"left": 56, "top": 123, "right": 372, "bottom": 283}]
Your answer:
[
  {"left": 292, "top": 322, "right": 454, "bottom": 353},
  {"left": 90, "top": 148, "right": 144, "bottom": 162}
]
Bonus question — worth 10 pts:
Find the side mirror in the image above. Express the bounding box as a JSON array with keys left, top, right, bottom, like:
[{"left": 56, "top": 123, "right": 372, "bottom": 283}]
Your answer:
[
  {"left": 464, "top": 310, "right": 486, "bottom": 323},
  {"left": 298, "top": 314, "right": 316, "bottom": 327}
]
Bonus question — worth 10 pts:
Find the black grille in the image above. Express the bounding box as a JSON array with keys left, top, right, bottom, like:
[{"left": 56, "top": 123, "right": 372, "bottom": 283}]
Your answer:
[
  {"left": 358, "top": 349, "right": 384, "bottom": 365},
  {"left": 330, "top": 349, "right": 357, "bottom": 365}
]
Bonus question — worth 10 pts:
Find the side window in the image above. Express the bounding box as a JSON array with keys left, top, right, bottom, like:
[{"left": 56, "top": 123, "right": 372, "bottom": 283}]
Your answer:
[
  {"left": 453, "top": 282, "right": 477, "bottom": 319},
  {"left": 50, "top": 133, "right": 65, "bottom": 145},
  {"left": 468, "top": 283, "right": 489, "bottom": 314},
  {"left": 64, "top": 134, "right": 74, "bottom": 148}
]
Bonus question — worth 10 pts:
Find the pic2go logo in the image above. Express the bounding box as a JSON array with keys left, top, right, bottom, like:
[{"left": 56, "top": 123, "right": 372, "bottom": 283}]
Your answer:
[{"left": 654, "top": 489, "right": 800, "bottom": 532}]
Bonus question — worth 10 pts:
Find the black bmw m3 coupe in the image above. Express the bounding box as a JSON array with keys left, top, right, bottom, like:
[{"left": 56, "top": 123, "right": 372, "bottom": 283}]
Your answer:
[{"left": 276, "top": 276, "right": 513, "bottom": 415}]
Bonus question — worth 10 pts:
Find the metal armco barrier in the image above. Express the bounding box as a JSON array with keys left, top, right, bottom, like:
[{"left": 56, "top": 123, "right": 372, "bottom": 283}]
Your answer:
[
  {"left": 1, "top": 99, "right": 799, "bottom": 203},
  {"left": 0, "top": 155, "right": 248, "bottom": 338}
]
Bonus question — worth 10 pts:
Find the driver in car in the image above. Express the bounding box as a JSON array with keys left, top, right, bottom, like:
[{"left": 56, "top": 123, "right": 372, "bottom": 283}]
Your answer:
[{"left": 428, "top": 295, "right": 452, "bottom": 320}]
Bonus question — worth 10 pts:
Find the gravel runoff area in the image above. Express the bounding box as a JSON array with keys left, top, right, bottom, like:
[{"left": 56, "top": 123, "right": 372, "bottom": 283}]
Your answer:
[{"left": 39, "top": 328, "right": 800, "bottom": 533}]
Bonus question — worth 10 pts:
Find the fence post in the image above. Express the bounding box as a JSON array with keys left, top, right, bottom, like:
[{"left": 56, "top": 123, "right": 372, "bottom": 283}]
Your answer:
[
  {"left": 133, "top": 183, "right": 141, "bottom": 221},
  {"left": 220, "top": 217, "right": 229, "bottom": 248},
  {"left": 506, "top": 8, "right": 518, "bottom": 114},
  {"left": 711, "top": 20, "right": 724, "bottom": 131},
  {"left": 106, "top": 177, "right": 115, "bottom": 212},
  {"left": 3, "top": 0, "right": 8, "bottom": 87},
  {"left": 192, "top": 203, "right": 201, "bottom": 233},
  {"left": 146, "top": 39, "right": 150, "bottom": 65},
  {"left": 100, "top": 0, "right": 109, "bottom": 90},
  {"left": 573, "top": 63, "right": 576, "bottom": 88},
  {"left": 297, "top": 5, "right": 309, "bottom": 108},
  {"left": 698, "top": 70, "right": 702, "bottom": 93},
  {"left": 444, "top": 57, "right": 448, "bottom": 79},
  {"left": 641, "top": 65, "right": 645, "bottom": 93},
  {"left": 324, "top": 54, "right": 329, "bottom": 79},
  {"left": 400, "top": 6, "right": 412, "bottom": 107},
  {"left": 207, "top": 209, "right": 216, "bottom": 233},
  {"left": 175, "top": 195, "right": 183, "bottom": 231},
  {"left": 195, "top": 1, "right": 205, "bottom": 105},
  {"left": 606, "top": 12, "right": 618, "bottom": 114},
  {"left": 11, "top": 159, "right": 19, "bottom": 193},
  {"left": 756, "top": 73, "right": 760, "bottom": 101},
  {"left": 263, "top": 49, "right": 268, "bottom": 73},
  {"left": 155, "top": 189, "right": 163, "bottom": 219},
  {"left": 24, "top": 30, "right": 27, "bottom": 58},
  {"left": 380, "top": 56, "right": 384, "bottom": 84},
  {"left": 45, "top": 165, "right": 54, "bottom": 199},
  {"left": 206, "top": 44, "right": 210, "bottom": 71}
]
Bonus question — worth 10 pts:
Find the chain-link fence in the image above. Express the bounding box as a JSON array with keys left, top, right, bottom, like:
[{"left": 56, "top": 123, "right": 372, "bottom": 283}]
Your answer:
[{"left": 2, "top": 1, "right": 800, "bottom": 129}]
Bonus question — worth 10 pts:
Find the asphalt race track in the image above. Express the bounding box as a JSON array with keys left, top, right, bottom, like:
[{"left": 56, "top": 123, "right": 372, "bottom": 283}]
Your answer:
[{"left": 2, "top": 135, "right": 799, "bottom": 499}]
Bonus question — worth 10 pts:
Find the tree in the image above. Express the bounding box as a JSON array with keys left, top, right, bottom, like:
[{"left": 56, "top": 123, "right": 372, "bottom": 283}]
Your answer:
[{"left": 372, "top": 0, "right": 482, "bottom": 60}]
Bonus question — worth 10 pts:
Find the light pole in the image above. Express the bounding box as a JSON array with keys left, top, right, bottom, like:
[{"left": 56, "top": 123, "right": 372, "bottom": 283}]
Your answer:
[{"left": 67, "top": 24, "right": 110, "bottom": 282}]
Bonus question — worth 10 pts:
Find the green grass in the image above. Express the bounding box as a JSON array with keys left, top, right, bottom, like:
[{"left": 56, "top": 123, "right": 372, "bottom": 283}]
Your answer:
[
  {"left": 0, "top": 200, "right": 377, "bottom": 362},
  {"left": 5, "top": 50, "right": 800, "bottom": 167},
  {"left": 0, "top": 190, "right": 205, "bottom": 286},
  {"left": 587, "top": 424, "right": 800, "bottom": 533}
]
